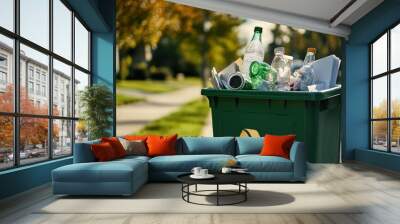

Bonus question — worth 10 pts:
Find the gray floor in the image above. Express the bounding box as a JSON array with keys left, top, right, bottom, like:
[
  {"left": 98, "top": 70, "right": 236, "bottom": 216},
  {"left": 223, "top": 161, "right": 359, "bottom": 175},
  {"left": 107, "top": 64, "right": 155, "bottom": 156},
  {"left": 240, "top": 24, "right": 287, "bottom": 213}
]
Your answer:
[{"left": 1, "top": 162, "right": 400, "bottom": 224}]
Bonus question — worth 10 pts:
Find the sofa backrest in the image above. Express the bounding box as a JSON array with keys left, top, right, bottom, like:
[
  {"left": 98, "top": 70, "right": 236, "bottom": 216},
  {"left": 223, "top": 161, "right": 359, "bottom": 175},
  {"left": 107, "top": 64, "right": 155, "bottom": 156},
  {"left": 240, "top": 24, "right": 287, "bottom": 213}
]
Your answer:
[
  {"left": 74, "top": 139, "right": 100, "bottom": 163},
  {"left": 177, "top": 137, "right": 235, "bottom": 155},
  {"left": 74, "top": 137, "right": 266, "bottom": 161},
  {"left": 235, "top": 137, "right": 263, "bottom": 155}
]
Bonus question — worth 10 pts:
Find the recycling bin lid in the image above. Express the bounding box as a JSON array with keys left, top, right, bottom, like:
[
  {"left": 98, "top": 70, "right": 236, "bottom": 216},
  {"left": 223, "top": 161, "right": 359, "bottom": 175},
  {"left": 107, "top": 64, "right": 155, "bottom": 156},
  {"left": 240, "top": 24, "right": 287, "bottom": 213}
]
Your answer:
[{"left": 201, "top": 85, "right": 341, "bottom": 101}]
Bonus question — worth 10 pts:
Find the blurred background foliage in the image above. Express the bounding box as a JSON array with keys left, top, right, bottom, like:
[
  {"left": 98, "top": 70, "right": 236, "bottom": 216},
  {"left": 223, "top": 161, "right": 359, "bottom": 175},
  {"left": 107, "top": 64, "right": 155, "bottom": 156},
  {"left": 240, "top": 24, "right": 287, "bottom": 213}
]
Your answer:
[{"left": 116, "top": 0, "right": 343, "bottom": 87}]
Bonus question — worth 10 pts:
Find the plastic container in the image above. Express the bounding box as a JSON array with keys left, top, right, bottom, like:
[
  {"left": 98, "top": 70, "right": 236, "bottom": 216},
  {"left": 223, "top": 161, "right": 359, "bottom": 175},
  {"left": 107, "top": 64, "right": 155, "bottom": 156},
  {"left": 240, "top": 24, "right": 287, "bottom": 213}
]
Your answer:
[{"left": 201, "top": 86, "right": 341, "bottom": 163}]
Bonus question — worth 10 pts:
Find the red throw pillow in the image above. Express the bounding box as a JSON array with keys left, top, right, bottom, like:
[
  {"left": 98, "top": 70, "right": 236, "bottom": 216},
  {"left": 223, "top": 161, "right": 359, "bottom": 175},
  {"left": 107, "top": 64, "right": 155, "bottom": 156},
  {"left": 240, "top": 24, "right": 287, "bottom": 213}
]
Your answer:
[
  {"left": 101, "top": 137, "right": 127, "bottom": 158},
  {"left": 91, "top": 142, "right": 117, "bottom": 162},
  {"left": 146, "top": 134, "right": 178, "bottom": 157},
  {"left": 124, "top": 135, "right": 148, "bottom": 141},
  {"left": 260, "top": 134, "right": 296, "bottom": 159}
]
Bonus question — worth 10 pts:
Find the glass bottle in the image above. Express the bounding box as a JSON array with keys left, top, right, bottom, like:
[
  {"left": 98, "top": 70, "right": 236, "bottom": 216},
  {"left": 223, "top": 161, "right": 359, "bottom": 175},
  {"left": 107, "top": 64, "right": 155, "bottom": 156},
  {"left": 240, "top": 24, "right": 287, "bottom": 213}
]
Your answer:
[
  {"left": 249, "top": 61, "right": 276, "bottom": 90},
  {"left": 242, "top": 26, "right": 264, "bottom": 82}
]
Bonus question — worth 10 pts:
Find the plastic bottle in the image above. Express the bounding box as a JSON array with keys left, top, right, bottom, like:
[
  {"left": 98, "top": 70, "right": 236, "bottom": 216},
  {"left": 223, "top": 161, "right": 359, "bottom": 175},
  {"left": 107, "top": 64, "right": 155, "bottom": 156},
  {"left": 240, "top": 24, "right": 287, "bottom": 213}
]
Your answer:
[
  {"left": 271, "top": 47, "right": 290, "bottom": 91},
  {"left": 293, "top": 48, "right": 317, "bottom": 91},
  {"left": 242, "top": 26, "right": 264, "bottom": 81},
  {"left": 303, "top": 48, "right": 316, "bottom": 65}
]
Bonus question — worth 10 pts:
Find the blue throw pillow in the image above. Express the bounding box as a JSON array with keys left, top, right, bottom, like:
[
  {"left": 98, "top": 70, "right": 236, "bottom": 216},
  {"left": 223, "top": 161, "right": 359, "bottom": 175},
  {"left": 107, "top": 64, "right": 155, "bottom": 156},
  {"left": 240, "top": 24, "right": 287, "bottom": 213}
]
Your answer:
[
  {"left": 236, "top": 137, "right": 263, "bottom": 155},
  {"left": 179, "top": 137, "right": 235, "bottom": 155}
]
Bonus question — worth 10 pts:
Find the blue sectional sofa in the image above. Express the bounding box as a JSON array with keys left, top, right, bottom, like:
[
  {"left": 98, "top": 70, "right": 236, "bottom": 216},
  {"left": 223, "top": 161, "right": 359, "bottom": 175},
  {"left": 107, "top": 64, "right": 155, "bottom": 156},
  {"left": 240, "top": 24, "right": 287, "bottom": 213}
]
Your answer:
[{"left": 52, "top": 137, "right": 306, "bottom": 196}]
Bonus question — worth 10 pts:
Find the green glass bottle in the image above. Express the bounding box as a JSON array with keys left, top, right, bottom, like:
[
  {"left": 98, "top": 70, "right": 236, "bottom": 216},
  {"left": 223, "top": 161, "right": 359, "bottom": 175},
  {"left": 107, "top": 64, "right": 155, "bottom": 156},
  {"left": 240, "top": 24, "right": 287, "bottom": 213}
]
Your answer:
[{"left": 249, "top": 61, "right": 277, "bottom": 90}]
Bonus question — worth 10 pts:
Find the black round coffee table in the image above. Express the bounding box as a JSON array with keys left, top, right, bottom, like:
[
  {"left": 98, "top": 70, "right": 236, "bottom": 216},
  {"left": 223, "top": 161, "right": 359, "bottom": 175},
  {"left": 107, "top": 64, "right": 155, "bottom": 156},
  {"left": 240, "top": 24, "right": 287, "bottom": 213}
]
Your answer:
[{"left": 177, "top": 173, "right": 255, "bottom": 206}]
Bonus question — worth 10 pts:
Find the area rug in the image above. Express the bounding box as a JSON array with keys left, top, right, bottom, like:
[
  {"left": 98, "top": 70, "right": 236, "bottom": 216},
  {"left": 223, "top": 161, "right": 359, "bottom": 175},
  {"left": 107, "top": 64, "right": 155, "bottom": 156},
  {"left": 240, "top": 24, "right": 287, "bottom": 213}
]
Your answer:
[{"left": 37, "top": 183, "right": 362, "bottom": 214}]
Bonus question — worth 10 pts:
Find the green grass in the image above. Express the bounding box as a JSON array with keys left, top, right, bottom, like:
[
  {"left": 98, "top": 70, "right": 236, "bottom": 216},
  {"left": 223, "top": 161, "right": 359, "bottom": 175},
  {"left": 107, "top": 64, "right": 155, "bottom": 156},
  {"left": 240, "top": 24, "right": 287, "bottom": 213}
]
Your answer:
[
  {"left": 116, "top": 94, "right": 144, "bottom": 106},
  {"left": 117, "top": 77, "right": 200, "bottom": 94},
  {"left": 135, "top": 98, "right": 209, "bottom": 136}
]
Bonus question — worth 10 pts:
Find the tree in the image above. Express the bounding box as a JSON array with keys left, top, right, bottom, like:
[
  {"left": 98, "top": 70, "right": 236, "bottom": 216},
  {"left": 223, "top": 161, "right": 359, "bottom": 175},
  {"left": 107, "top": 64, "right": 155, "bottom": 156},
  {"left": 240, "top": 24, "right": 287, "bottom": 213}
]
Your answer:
[
  {"left": 117, "top": 0, "right": 244, "bottom": 84},
  {"left": 150, "top": 8, "right": 245, "bottom": 86},
  {"left": 0, "top": 85, "right": 59, "bottom": 150},
  {"left": 372, "top": 99, "right": 400, "bottom": 144},
  {"left": 176, "top": 11, "right": 244, "bottom": 86},
  {"left": 266, "top": 25, "right": 343, "bottom": 64},
  {"left": 116, "top": 0, "right": 201, "bottom": 79}
]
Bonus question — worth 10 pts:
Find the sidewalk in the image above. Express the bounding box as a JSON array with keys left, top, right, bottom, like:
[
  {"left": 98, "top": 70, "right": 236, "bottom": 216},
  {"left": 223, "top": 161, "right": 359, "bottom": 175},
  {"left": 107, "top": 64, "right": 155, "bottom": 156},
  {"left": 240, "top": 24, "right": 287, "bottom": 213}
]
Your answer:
[
  {"left": 201, "top": 112, "right": 213, "bottom": 137},
  {"left": 116, "top": 86, "right": 202, "bottom": 135}
]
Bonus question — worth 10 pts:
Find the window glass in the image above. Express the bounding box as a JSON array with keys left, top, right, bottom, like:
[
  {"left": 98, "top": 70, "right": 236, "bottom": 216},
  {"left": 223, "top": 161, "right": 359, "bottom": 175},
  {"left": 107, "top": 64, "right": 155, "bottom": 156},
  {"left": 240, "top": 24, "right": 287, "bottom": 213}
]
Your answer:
[
  {"left": 372, "top": 33, "right": 387, "bottom": 76},
  {"left": 0, "top": 34, "right": 14, "bottom": 112},
  {"left": 0, "top": 116, "right": 13, "bottom": 170},
  {"left": 53, "top": 119, "right": 72, "bottom": 157},
  {"left": 53, "top": 59, "right": 72, "bottom": 117},
  {"left": 74, "top": 69, "right": 89, "bottom": 118},
  {"left": 53, "top": 0, "right": 72, "bottom": 60},
  {"left": 20, "top": 0, "right": 49, "bottom": 48},
  {"left": 391, "top": 120, "right": 400, "bottom": 153},
  {"left": 0, "top": 0, "right": 14, "bottom": 31},
  {"left": 20, "top": 44, "right": 49, "bottom": 115},
  {"left": 372, "top": 121, "right": 388, "bottom": 151},
  {"left": 372, "top": 76, "right": 387, "bottom": 119},
  {"left": 19, "top": 117, "right": 49, "bottom": 165},
  {"left": 391, "top": 24, "right": 400, "bottom": 70},
  {"left": 391, "top": 72, "right": 400, "bottom": 118},
  {"left": 75, "top": 120, "right": 88, "bottom": 143},
  {"left": 74, "top": 18, "right": 89, "bottom": 70}
]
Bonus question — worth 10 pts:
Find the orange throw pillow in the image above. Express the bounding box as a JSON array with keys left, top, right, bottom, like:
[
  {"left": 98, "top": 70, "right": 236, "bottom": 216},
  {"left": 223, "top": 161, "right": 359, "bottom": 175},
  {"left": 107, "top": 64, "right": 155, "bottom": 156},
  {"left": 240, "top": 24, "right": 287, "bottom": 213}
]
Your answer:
[
  {"left": 101, "top": 137, "right": 127, "bottom": 158},
  {"left": 147, "top": 134, "right": 178, "bottom": 157},
  {"left": 124, "top": 135, "right": 148, "bottom": 141},
  {"left": 260, "top": 134, "right": 296, "bottom": 159},
  {"left": 91, "top": 142, "right": 117, "bottom": 162}
]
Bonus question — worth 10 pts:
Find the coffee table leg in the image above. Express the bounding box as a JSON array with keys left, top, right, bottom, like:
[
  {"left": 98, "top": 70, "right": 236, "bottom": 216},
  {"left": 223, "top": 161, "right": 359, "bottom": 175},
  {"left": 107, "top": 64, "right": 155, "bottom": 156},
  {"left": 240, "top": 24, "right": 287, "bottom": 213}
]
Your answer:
[
  {"left": 216, "top": 184, "right": 219, "bottom": 206},
  {"left": 245, "top": 183, "right": 247, "bottom": 201}
]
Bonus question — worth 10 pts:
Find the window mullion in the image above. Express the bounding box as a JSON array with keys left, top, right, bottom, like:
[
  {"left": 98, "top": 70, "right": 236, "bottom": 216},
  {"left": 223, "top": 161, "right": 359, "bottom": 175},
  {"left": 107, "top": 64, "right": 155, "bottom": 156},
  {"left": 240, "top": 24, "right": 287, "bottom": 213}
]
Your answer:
[
  {"left": 388, "top": 30, "right": 391, "bottom": 152},
  {"left": 48, "top": 0, "right": 54, "bottom": 160},
  {"left": 13, "top": 0, "right": 21, "bottom": 167},
  {"left": 71, "top": 10, "right": 76, "bottom": 155}
]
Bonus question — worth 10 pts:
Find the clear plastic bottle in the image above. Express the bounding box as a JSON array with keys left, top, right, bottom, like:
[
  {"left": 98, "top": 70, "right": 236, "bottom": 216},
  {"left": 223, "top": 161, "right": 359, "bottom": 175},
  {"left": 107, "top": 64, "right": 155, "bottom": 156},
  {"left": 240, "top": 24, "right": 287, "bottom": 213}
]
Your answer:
[
  {"left": 293, "top": 48, "right": 317, "bottom": 91},
  {"left": 303, "top": 48, "right": 316, "bottom": 65},
  {"left": 271, "top": 47, "right": 290, "bottom": 91},
  {"left": 242, "top": 26, "right": 264, "bottom": 82}
]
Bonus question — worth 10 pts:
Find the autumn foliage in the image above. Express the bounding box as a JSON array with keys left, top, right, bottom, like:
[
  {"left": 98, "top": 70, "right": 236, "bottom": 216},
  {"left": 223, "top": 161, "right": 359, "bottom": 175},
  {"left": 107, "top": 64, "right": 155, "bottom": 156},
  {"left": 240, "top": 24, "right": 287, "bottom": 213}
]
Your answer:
[
  {"left": 0, "top": 85, "right": 59, "bottom": 150},
  {"left": 372, "top": 99, "right": 400, "bottom": 142}
]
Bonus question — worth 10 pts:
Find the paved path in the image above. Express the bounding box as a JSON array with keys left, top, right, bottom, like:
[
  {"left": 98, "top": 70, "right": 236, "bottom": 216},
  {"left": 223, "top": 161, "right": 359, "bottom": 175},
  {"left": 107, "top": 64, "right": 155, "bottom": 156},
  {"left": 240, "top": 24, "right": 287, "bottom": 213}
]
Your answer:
[
  {"left": 116, "top": 86, "right": 202, "bottom": 136},
  {"left": 201, "top": 112, "right": 213, "bottom": 137}
]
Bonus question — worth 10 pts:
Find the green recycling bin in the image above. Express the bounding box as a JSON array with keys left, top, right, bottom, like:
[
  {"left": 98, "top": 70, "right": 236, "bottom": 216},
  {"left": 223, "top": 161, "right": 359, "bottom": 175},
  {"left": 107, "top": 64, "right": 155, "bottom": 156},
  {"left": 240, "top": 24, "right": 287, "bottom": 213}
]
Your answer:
[{"left": 201, "top": 86, "right": 341, "bottom": 163}]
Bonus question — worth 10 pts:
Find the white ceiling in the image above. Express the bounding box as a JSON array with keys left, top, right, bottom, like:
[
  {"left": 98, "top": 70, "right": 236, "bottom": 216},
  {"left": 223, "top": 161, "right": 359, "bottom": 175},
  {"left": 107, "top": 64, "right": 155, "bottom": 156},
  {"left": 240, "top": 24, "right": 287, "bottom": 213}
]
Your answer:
[
  {"left": 227, "top": 0, "right": 352, "bottom": 23},
  {"left": 167, "top": 0, "right": 384, "bottom": 37}
]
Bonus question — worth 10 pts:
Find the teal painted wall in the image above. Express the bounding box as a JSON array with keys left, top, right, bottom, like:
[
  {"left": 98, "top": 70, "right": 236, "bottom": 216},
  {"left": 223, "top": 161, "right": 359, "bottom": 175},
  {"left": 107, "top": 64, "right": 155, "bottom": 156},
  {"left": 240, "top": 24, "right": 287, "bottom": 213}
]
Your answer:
[
  {"left": 344, "top": 0, "right": 400, "bottom": 171},
  {"left": 0, "top": 158, "right": 72, "bottom": 199},
  {"left": 0, "top": 0, "right": 116, "bottom": 200},
  {"left": 91, "top": 0, "right": 116, "bottom": 135}
]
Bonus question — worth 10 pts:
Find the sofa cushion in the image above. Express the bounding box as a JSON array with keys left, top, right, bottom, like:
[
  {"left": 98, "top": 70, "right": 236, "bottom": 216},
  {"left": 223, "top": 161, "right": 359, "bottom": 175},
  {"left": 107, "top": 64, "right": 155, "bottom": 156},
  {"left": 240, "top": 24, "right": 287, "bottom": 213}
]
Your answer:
[
  {"left": 236, "top": 137, "right": 263, "bottom": 155},
  {"left": 260, "top": 134, "right": 296, "bottom": 159},
  {"left": 236, "top": 155, "right": 293, "bottom": 172},
  {"left": 119, "top": 138, "right": 147, "bottom": 156},
  {"left": 178, "top": 137, "right": 235, "bottom": 155},
  {"left": 149, "top": 154, "right": 235, "bottom": 172},
  {"left": 147, "top": 135, "right": 178, "bottom": 157},
  {"left": 91, "top": 142, "right": 118, "bottom": 161},
  {"left": 101, "top": 137, "right": 127, "bottom": 158},
  {"left": 53, "top": 158, "right": 147, "bottom": 183}
]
